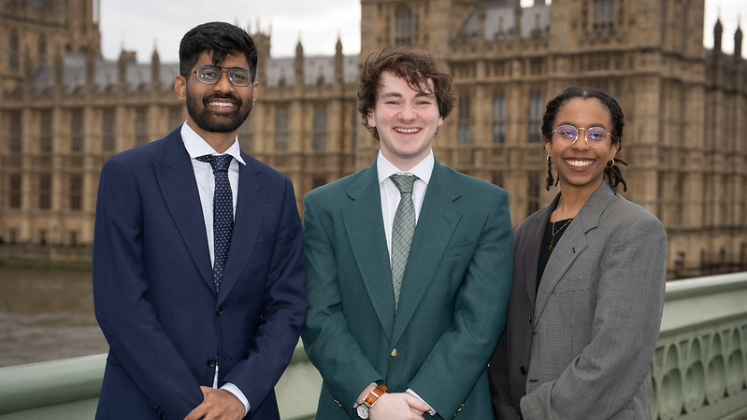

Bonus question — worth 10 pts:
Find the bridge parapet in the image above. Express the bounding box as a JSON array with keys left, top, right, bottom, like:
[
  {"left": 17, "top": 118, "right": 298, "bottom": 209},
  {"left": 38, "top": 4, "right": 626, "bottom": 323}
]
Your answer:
[
  {"left": 654, "top": 272, "right": 747, "bottom": 420},
  {"left": 1, "top": 274, "right": 746, "bottom": 419}
]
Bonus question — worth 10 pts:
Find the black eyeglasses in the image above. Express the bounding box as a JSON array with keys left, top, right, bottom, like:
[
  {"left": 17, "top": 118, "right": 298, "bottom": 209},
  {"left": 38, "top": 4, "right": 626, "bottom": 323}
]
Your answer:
[
  {"left": 191, "top": 65, "right": 253, "bottom": 87},
  {"left": 551, "top": 124, "right": 613, "bottom": 149}
]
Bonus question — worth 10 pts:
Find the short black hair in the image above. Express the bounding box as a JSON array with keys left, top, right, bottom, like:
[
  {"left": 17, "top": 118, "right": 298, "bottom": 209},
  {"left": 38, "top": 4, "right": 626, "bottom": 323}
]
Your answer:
[{"left": 179, "top": 21, "right": 258, "bottom": 82}]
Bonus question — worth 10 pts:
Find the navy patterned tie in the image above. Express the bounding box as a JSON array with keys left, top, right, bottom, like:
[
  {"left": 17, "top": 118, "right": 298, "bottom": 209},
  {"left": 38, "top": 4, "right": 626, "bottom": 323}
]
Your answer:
[
  {"left": 197, "top": 154, "right": 234, "bottom": 292},
  {"left": 390, "top": 174, "right": 417, "bottom": 310}
]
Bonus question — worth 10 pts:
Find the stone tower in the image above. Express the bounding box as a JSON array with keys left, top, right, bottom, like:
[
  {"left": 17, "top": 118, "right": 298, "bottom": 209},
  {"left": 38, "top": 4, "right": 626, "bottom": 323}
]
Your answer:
[{"left": 0, "top": 0, "right": 101, "bottom": 93}]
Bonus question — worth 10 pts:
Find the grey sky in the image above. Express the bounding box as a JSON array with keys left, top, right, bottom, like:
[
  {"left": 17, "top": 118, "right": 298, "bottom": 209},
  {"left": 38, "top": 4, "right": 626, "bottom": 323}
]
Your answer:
[
  {"left": 99, "top": 0, "right": 361, "bottom": 62},
  {"left": 99, "top": 0, "right": 745, "bottom": 64}
]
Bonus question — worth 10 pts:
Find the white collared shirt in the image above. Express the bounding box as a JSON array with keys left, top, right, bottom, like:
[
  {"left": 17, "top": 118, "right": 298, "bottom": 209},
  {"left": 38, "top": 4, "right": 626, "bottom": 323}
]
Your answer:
[
  {"left": 377, "top": 150, "right": 434, "bottom": 261},
  {"left": 179, "top": 122, "right": 250, "bottom": 415},
  {"left": 375, "top": 152, "right": 437, "bottom": 416},
  {"left": 181, "top": 123, "right": 245, "bottom": 266}
]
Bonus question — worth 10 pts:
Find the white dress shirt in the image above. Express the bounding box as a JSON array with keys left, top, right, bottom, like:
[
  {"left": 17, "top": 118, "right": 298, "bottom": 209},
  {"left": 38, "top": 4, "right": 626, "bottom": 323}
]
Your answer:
[
  {"left": 374, "top": 150, "right": 437, "bottom": 416},
  {"left": 180, "top": 123, "right": 250, "bottom": 415},
  {"left": 377, "top": 150, "right": 434, "bottom": 261}
]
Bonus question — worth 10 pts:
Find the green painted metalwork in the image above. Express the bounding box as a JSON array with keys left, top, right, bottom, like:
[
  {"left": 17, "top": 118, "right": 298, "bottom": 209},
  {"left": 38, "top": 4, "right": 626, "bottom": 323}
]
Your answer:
[
  {"left": 0, "top": 354, "right": 104, "bottom": 419},
  {"left": 653, "top": 273, "right": 747, "bottom": 420}
]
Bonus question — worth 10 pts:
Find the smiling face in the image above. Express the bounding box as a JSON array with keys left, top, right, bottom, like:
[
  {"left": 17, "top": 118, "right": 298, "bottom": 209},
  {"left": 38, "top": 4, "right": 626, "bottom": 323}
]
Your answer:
[
  {"left": 367, "top": 71, "right": 443, "bottom": 171},
  {"left": 175, "top": 51, "right": 258, "bottom": 143},
  {"left": 544, "top": 97, "right": 619, "bottom": 195}
]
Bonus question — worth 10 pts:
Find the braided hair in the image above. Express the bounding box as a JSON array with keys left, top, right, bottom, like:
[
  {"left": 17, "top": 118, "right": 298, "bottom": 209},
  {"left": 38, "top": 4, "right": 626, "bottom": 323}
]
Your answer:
[{"left": 542, "top": 87, "right": 627, "bottom": 192}]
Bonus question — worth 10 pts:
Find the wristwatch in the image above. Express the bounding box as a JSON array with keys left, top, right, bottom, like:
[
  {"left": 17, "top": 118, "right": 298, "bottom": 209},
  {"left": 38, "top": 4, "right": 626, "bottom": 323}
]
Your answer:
[{"left": 356, "top": 384, "right": 388, "bottom": 419}]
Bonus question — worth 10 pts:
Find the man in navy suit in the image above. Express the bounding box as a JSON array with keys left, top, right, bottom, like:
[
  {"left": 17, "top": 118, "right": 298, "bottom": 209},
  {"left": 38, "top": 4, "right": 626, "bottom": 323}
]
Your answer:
[{"left": 92, "top": 22, "right": 306, "bottom": 420}]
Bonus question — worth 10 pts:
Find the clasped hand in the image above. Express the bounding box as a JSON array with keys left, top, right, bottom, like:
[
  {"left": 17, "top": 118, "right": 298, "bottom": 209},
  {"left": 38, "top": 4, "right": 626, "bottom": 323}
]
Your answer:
[
  {"left": 369, "top": 392, "right": 429, "bottom": 420},
  {"left": 184, "top": 386, "right": 245, "bottom": 420}
]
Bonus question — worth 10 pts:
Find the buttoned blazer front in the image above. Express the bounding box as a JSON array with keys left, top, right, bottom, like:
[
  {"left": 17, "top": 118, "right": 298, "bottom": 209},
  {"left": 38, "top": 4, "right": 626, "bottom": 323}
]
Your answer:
[
  {"left": 489, "top": 183, "right": 667, "bottom": 420},
  {"left": 301, "top": 159, "right": 514, "bottom": 420},
  {"left": 93, "top": 128, "right": 307, "bottom": 420}
]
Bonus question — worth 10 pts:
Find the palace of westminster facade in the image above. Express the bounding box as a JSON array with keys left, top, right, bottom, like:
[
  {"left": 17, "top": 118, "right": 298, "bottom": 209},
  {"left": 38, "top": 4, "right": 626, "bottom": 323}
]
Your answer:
[{"left": 1, "top": 0, "right": 745, "bottom": 277}]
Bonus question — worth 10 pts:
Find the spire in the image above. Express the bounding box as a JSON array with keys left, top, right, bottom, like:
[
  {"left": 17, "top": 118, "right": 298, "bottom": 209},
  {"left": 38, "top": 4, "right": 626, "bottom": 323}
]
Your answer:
[
  {"left": 514, "top": 1, "right": 523, "bottom": 42},
  {"left": 151, "top": 43, "right": 161, "bottom": 92},
  {"left": 295, "top": 37, "right": 304, "bottom": 87},
  {"left": 151, "top": 42, "right": 160, "bottom": 64},
  {"left": 335, "top": 35, "right": 343, "bottom": 85},
  {"left": 714, "top": 18, "right": 723, "bottom": 52},
  {"left": 735, "top": 22, "right": 743, "bottom": 59}
]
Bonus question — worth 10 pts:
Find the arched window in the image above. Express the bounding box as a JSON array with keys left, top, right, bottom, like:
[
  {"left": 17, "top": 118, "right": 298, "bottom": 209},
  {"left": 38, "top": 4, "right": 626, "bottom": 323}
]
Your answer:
[
  {"left": 528, "top": 91, "right": 544, "bottom": 143},
  {"left": 313, "top": 104, "right": 328, "bottom": 152},
  {"left": 71, "top": 108, "right": 84, "bottom": 152},
  {"left": 458, "top": 91, "right": 471, "bottom": 145},
  {"left": 38, "top": 35, "right": 47, "bottom": 67},
  {"left": 594, "top": 0, "right": 616, "bottom": 31},
  {"left": 102, "top": 108, "right": 116, "bottom": 152},
  {"left": 395, "top": 7, "right": 413, "bottom": 46},
  {"left": 135, "top": 108, "right": 148, "bottom": 146},
  {"left": 274, "top": 107, "right": 289, "bottom": 151},
  {"left": 493, "top": 93, "right": 507, "bottom": 144},
  {"left": 9, "top": 31, "right": 20, "bottom": 71}
]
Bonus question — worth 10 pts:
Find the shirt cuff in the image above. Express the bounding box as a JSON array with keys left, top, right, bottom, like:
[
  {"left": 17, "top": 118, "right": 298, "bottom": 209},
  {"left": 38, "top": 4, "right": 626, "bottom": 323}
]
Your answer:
[
  {"left": 221, "top": 382, "right": 250, "bottom": 416},
  {"left": 406, "top": 388, "right": 436, "bottom": 416}
]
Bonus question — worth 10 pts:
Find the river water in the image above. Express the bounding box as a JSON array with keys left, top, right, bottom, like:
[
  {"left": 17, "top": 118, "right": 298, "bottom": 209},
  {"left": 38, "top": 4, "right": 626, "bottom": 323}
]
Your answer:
[{"left": 0, "top": 267, "right": 109, "bottom": 367}]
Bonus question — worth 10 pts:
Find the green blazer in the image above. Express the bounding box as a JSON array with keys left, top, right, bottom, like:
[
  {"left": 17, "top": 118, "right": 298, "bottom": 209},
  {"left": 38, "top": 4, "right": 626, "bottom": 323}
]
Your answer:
[{"left": 301, "top": 159, "right": 514, "bottom": 419}]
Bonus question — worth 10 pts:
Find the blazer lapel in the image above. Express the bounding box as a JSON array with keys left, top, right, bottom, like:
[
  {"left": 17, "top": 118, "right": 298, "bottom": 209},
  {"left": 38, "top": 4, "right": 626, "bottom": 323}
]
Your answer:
[
  {"left": 534, "top": 184, "right": 615, "bottom": 323},
  {"left": 520, "top": 203, "right": 555, "bottom": 310},
  {"left": 218, "top": 153, "right": 265, "bottom": 303},
  {"left": 156, "top": 132, "right": 214, "bottom": 292},
  {"left": 342, "top": 164, "right": 396, "bottom": 339},
  {"left": 391, "top": 161, "right": 462, "bottom": 346}
]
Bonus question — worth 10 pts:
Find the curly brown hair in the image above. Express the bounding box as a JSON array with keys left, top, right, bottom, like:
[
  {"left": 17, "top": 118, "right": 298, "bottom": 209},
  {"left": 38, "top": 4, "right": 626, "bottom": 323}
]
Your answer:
[{"left": 357, "top": 46, "right": 456, "bottom": 140}]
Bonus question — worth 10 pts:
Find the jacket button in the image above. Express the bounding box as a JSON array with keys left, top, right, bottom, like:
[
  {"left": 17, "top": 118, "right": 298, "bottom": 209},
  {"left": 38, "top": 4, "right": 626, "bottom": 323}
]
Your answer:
[
  {"left": 216, "top": 308, "right": 223, "bottom": 316},
  {"left": 391, "top": 348, "right": 398, "bottom": 357},
  {"left": 520, "top": 366, "right": 527, "bottom": 375},
  {"left": 207, "top": 358, "right": 218, "bottom": 367},
  {"left": 528, "top": 315, "right": 532, "bottom": 324}
]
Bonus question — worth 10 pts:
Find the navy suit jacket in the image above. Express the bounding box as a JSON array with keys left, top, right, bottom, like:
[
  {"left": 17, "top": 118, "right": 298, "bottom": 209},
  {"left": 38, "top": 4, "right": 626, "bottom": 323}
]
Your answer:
[{"left": 92, "top": 128, "right": 306, "bottom": 420}]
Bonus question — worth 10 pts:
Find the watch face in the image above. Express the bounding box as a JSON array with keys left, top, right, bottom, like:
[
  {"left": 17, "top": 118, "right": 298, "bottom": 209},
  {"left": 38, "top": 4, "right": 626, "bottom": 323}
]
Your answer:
[{"left": 356, "top": 404, "right": 370, "bottom": 419}]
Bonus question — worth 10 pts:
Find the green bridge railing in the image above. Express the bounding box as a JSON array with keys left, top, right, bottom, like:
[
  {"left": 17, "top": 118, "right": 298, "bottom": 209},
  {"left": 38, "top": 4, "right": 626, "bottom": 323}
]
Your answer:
[{"left": 1, "top": 273, "right": 746, "bottom": 420}]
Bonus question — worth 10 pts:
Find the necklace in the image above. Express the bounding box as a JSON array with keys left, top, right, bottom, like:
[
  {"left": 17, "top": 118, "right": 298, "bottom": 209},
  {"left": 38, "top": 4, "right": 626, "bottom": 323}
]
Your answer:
[{"left": 548, "top": 218, "right": 573, "bottom": 251}]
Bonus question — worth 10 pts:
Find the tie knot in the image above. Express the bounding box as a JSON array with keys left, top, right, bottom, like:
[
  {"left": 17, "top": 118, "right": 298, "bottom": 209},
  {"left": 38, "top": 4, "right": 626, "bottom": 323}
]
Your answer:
[
  {"left": 390, "top": 174, "right": 417, "bottom": 195},
  {"left": 197, "top": 154, "right": 233, "bottom": 172}
]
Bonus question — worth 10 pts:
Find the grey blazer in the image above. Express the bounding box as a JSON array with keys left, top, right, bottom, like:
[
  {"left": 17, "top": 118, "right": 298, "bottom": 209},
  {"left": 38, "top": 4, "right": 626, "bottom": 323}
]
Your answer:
[{"left": 489, "top": 183, "right": 667, "bottom": 420}]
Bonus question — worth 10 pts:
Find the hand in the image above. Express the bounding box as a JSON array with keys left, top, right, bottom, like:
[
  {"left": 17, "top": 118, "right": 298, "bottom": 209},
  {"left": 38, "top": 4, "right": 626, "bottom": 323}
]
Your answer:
[
  {"left": 369, "top": 392, "right": 428, "bottom": 420},
  {"left": 184, "top": 386, "right": 245, "bottom": 420}
]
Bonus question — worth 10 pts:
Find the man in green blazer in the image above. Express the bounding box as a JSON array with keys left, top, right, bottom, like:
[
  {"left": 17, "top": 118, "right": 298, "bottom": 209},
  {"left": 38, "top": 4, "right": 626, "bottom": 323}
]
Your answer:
[{"left": 301, "top": 46, "right": 514, "bottom": 420}]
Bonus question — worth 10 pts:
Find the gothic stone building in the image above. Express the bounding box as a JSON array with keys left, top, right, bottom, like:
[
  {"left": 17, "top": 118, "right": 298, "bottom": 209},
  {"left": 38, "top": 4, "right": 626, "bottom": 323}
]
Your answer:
[{"left": 1, "top": 0, "right": 745, "bottom": 277}]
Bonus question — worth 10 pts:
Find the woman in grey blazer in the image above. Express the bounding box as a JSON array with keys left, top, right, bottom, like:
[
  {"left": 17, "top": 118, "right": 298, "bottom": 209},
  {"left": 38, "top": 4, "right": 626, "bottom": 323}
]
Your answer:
[{"left": 489, "top": 87, "right": 667, "bottom": 420}]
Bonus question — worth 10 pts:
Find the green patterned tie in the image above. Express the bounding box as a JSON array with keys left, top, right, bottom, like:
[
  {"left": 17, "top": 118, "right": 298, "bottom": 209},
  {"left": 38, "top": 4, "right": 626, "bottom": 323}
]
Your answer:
[{"left": 390, "top": 174, "right": 417, "bottom": 310}]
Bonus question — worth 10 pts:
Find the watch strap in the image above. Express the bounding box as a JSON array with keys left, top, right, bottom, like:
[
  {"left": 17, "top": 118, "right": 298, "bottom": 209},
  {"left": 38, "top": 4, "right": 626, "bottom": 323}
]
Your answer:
[{"left": 363, "top": 384, "right": 388, "bottom": 408}]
